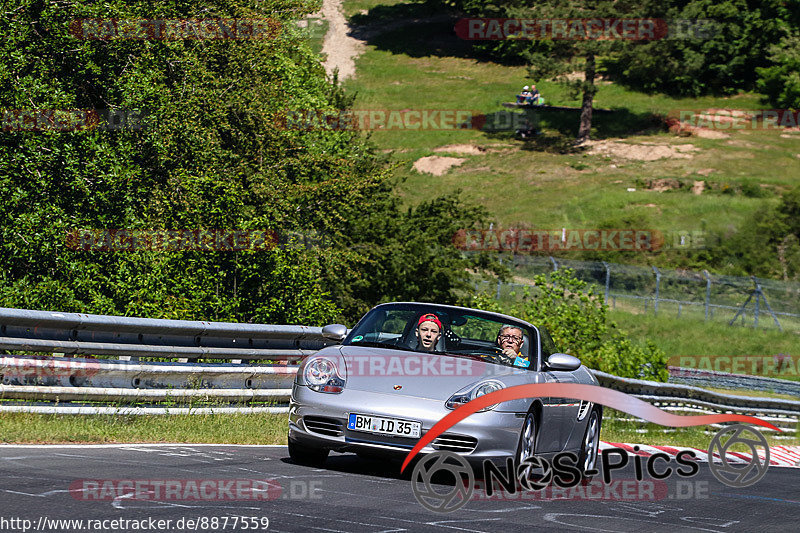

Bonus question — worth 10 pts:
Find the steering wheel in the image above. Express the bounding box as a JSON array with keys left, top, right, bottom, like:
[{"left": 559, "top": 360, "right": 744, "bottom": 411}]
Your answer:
[{"left": 460, "top": 346, "right": 503, "bottom": 361}]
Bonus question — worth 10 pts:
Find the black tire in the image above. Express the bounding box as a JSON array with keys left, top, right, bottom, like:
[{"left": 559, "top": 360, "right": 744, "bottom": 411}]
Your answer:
[
  {"left": 577, "top": 407, "right": 602, "bottom": 480},
  {"left": 515, "top": 412, "right": 538, "bottom": 484},
  {"left": 288, "top": 437, "right": 329, "bottom": 467}
]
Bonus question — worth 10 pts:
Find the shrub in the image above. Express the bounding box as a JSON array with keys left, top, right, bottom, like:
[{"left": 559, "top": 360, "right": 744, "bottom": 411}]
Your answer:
[{"left": 468, "top": 269, "right": 668, "bottom": 381}]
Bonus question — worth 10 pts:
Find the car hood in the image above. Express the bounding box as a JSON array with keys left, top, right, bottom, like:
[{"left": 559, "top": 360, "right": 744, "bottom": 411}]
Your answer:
[{"left": 336, "top": 345, "right": 523, "bottom": 400}]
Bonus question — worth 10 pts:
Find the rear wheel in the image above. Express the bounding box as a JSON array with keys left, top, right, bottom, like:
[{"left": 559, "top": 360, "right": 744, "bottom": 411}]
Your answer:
[
  {"left": 288, "top": 437, "right": 329, "bottom": 467},
  {"left": 578, "top": 408, "right": 602, "bottom": 479}
]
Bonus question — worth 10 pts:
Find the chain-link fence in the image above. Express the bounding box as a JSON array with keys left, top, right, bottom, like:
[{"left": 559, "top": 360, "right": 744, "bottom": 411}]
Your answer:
[{"left": 474, "top": 256, "right": 800, "bottom": 331}]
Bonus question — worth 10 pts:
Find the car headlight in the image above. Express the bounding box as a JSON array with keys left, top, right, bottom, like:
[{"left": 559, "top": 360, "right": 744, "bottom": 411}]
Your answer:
[
  {"left": 304, "top": 357, "right": 346, "bottom": 393},
  {"left": 445, "top": 380, "right": 504, "bottom": 412}
]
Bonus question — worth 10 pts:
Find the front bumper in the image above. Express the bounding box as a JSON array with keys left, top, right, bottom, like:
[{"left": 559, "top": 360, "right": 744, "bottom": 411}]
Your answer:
[{"left": 289, "top": 383, "right": 524, "bottom": 465}]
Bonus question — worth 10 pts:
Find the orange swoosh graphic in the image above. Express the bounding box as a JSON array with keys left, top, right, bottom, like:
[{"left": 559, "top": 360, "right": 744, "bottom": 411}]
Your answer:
[{"left": 400, "top": 383, "right": 779, "bottom": 472}]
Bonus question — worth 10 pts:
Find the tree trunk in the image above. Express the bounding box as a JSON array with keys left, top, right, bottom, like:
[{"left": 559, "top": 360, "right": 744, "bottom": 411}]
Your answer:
[{"left": 576, "top": 52, "right": 596, "bottom": 142}]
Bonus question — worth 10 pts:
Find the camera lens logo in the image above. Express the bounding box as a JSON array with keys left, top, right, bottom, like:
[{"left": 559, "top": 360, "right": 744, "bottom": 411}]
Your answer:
[
  {"left": 410, "top": 452, "right": 474, "bottom": 513},
  {"left": 708, "top": 424, "right": 770, "bottom": 488},
  {"left": 517, "top": 456, "right": 553, "bottom": 491}
]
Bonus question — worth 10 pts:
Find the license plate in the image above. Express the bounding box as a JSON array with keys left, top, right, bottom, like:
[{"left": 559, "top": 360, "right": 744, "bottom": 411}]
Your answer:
[{"left": 347, "top": 413, "right": 421, "bottom": 438}]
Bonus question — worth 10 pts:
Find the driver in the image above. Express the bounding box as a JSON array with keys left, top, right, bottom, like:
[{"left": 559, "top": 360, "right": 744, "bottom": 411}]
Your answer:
[
  {"left": 496, "top": 325, "right": 529, "bottom": 367},
  {"left": 414, "top": 313, "right": 442, "bottom": 352}
]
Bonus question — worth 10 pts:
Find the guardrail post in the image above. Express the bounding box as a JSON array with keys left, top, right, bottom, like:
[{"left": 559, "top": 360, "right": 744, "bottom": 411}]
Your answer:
[
  {"left": 753, "top": 277, "right": 760, "bottom": 328},
  {"left": 703, "top": 270, "right": 711, "bottom": 321},
  {"left": 549, "top": 256, "right": 558, "bottom": 271},
  {"left": 652, "top": 266, "right": 660, "bottom": 316},
  {"left": 602, "top": 261, "right": 610, "bottom": 305}
]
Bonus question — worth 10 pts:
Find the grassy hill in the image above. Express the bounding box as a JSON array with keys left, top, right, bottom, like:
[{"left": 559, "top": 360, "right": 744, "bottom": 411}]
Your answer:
[
  {"left": 338, "top": 0, "right": 799, "bottom": 254},
  {"left": 335, "top": 0, "right": 800, "bottom": 356}
]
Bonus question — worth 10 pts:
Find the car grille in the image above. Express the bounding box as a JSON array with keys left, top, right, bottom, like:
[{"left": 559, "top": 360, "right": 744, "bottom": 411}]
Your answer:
[
  {"left": 432, "top": 434, "right": 478, "bottom": 453},
  {"left": 303, "top": 416, "right": 344, "bottom": 437}
]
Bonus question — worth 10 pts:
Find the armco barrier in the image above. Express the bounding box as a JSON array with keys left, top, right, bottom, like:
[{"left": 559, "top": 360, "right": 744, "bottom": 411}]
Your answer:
[
  {"left": 592, "top": 369, "right": 800, "bottom": 414},
  {"left": 0, "top": 307, "right": 331, "bottom": 360},
  {"left": 668, "top": 366, "right": 800, "bottom": 397},
  {"left": 0, "top": 308, "right": 798, "bottom": 422}
]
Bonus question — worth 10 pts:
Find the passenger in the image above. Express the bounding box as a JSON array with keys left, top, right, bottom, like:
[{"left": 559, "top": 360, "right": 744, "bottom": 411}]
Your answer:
[
  {"left": 496, "top": 324, "right": 529, "bottom": 367},
  {"left": 414, "top": 313, "right": 442, "bottom": 352}
]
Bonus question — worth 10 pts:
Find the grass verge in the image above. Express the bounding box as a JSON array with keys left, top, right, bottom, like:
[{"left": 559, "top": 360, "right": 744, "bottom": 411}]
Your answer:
[
  {"left": 601, "top": 409, "right": 799, "bottom": 448},
  {"left": 0, "top": 413, "right": 287, "bottom": 444},
  {"left": 2, "top": 411, "right": 795, "bottom": 448}
]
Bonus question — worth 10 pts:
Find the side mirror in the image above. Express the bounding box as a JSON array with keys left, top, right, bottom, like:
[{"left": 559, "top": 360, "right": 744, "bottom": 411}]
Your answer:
[
  {"left": 321, "top": 324, "right": 348, "bottom": 342},
  {"left": 546, "top": 353, "right": 581, "bottom": 372}
]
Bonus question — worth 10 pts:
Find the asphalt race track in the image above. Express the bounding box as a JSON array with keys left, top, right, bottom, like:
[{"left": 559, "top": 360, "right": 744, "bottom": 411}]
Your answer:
[{"left": 0, "top": 444, "right": 797, "bottom": 532}]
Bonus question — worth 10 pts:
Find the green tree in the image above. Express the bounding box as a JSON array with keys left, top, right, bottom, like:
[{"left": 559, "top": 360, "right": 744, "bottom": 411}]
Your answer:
[
  {"left": 0, "top": 0, "right": 498, "bottom": 324},
  {"left": 448, "top": 0, "right": 648, "bottom": 141},
  {"left": 757, "top": 32, "right": 800, "bottom": 108},
  {"left": 706, "top": 186, "right": 800, "bottom": 280},
  {"left": 604, "top": 0, "right": 796, "bottom": 97},
  {"left": 469, "top": 270, "right": 668, "bottom": 380}
]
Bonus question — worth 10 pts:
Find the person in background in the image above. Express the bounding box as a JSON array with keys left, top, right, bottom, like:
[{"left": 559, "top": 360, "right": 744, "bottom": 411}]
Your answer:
[
  {"left": 517, "top": 85, "right": 532, "bottom": 104},
  {"left": 529, "top": 84, "right": 540, "bottom": 104}
]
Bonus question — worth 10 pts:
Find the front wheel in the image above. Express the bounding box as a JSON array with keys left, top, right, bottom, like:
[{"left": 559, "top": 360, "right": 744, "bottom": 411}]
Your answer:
[
  {"left": 515, "top": 412, "right": 537, "bottom": 484},
  {"left": 288, "top": 437, "right": 329, "bottom": 467},
  {"left": 578, "top": 408, "right": 602, "bottom": 479}
]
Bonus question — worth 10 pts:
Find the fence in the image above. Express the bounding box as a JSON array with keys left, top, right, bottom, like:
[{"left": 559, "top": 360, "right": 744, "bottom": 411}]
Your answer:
[{"left": 474, "top": 256, "right": 800, "bottom": 331}]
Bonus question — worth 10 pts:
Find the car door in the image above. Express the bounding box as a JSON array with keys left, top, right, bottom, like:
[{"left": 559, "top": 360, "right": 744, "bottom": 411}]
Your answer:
[{"left": 539, "top": 328, "right": 581, "bottom": 450}]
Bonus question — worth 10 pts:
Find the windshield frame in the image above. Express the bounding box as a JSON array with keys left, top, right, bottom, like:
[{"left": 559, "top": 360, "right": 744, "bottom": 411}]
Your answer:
[{"left": 342, "top": 302, "right": 542, "bottom": 371}]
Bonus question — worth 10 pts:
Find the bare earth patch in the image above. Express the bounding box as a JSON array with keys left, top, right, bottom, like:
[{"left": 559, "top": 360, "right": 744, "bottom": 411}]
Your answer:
[
  {"left": 693, "top": 128, "right": 730, "bottom": 139},
  {"left": 696, "top": 168, "right": 715, "bottom": 176},
  {"left": 586, "top": 141, "right": 698, "bottom": 161},
  {"left": 691, "top": 180, "right": 705, "bottom": 195},
  {"left": 413, "top": 156, "right": 465, "bottom": 175},
  {"left": 316, "top": 0, "right": 365, "bottom": 80},
  {"left": 648, "top": 178, "right": 682, "bottom": 192},
  {"left": 726, "top": 140, "right": 757, "bottom": 148},
  {"left": 781, "top": 134, "right": 800, "bottom": 139},
  {"left": 433, "top": 144, "right": 486, "bottom": 155}
]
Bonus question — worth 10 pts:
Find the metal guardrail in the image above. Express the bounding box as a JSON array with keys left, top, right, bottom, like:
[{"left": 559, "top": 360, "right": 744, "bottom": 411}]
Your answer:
[
  {"left": 592, "top": 370, "right": 800, "bottom": 414},
  {"left": 2, "top": 354, "right": 799, "bottom": 422},
  {"left": 668, "top": 366, "right": 800, "bottom": 397},
  {"left": 0, "top": 308, "right": 797, "bottom": 423},
  {"left": 0, "top": 307, "right": 333, "bottom": 360}
]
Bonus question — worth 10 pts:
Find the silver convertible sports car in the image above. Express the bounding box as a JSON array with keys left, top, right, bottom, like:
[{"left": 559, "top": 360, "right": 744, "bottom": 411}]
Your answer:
[{"left": 288, "top": 302, "right": 602, "bottom": 475}]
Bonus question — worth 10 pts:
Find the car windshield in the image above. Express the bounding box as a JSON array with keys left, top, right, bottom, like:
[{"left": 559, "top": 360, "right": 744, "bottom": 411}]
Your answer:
[{"left": 342, "top": 303, "right": 537, "bottom": 369}]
